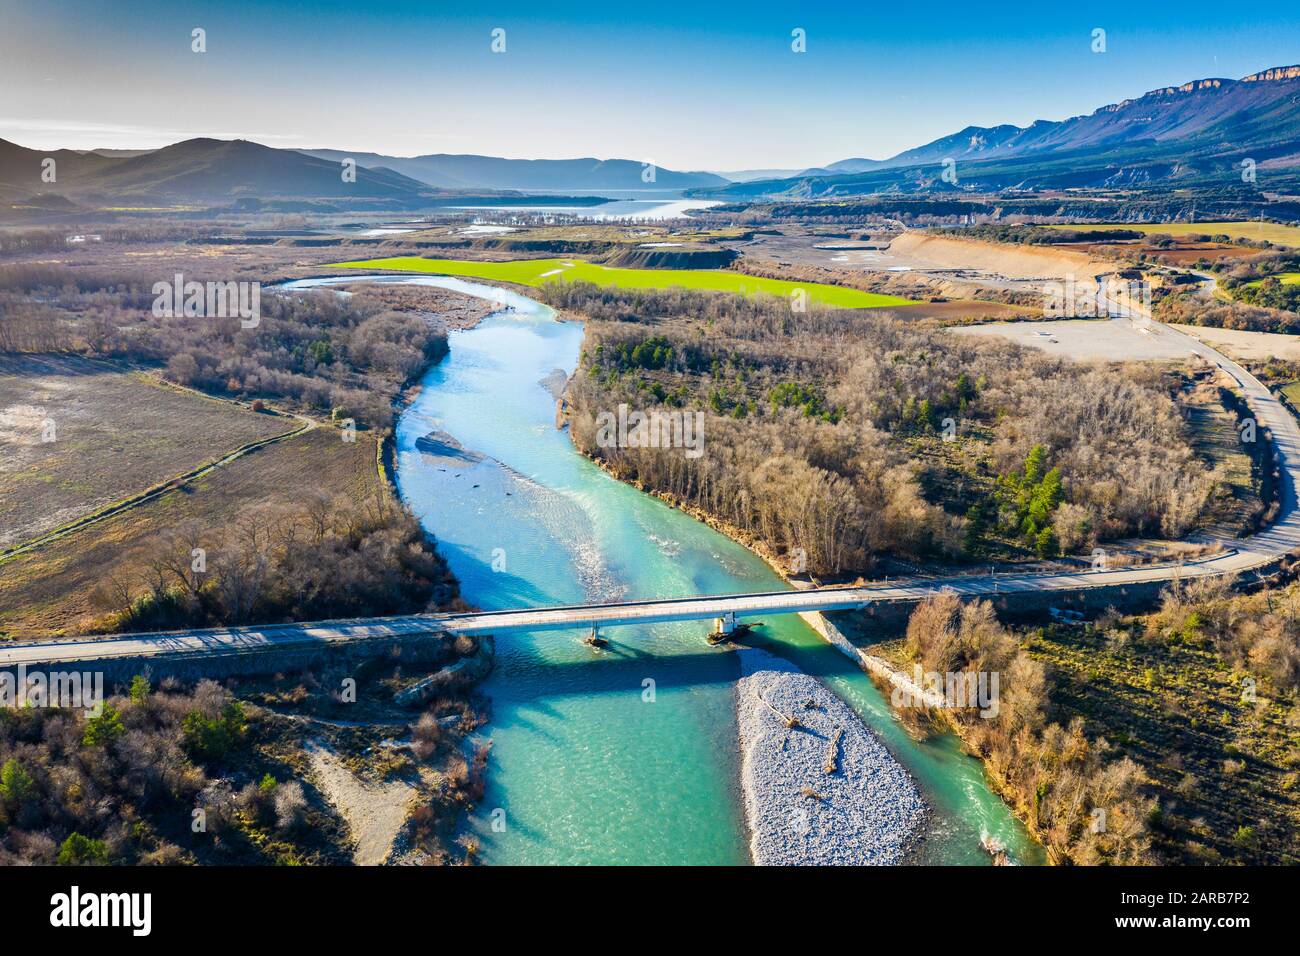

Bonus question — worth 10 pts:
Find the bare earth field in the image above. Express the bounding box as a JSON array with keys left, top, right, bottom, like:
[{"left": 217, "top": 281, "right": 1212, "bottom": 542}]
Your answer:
[
  {"left": 865, "top": 299, "right": 1035, "bottom": 323},
  {"left": 951, "top": 317, "right": 1198, "bottom": 361},
  {"left": 0, "top": 354, "right": 289, "bottom": 548},
  {"left": 1170, "top": 324, "right": 1300, "bottom": 363},
  {"left": 0, "top": 427, "right": 382, "bottom": 638},
  {"left": 887, "top": 232, "right": 1116, "bottom": 280},
  {"left": 306, "top": 740, "right": 415, "bottom": 866},
  {"left": 723, "top": 227, "right": 894, "bottom": 271}
]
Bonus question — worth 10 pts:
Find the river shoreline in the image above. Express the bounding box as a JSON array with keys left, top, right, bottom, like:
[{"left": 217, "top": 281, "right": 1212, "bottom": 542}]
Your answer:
[
  {"left": 384, "top": 289, "right": 931, "bottom": 864},
  {"left": 578, "top": 450, "right": 1071, "bottom": 863},
  {"left": 573, "top": 450, "right": 952, "bottom": 695},
  {"left": 570, "top": 428, "right": 1050, "bottom": 860},
  {"left": 567, "top": 423, "right": 1052, "bottom": 864},
  {"left": 345, "top": 271, "right": 1043, "bottom": 864}
]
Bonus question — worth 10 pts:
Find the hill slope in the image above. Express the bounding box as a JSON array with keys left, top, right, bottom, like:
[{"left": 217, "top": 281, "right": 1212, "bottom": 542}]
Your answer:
[
  {"left": 704, "top": 65, "right": 1300, "bottom": 199},
  {"left": 1, "top": 137, "right": 452, "bottom": 207},
  {"left": 0, "top": 139, "right": 119, "bottom": 199},
  {"left": 301, "top": 149, "right": 729, "bottom": 192},
  {"left": 68, "top": 138, "right": 438, "bottom": 202}
]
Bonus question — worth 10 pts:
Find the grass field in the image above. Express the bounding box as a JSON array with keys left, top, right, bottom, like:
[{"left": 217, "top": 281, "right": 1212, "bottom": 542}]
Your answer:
[
  {"left": 1043, "top": 221, "right": 1300, "bottom": 248},
  {"left": 329, "top": 256, "right": 917, "bottom": 308},
  {"left": 0, "top": 355, "right": 289, "bottom": 549},
  {"left": 1245, "top": 272, "right": 1300, "bottom": 288},
  {"left": 0, "top": 428, "right": 383, "bottom": 639}
]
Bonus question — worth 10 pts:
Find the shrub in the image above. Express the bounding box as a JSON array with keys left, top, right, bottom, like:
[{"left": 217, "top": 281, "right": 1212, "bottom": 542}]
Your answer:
[
  {"left": 0, "top": 758, "right": 34, "bottom": 808},
  {"left": 82, "top": 704, "right": 126, "bottom": 747},
  {"left": 129, "top": 674, "right": 151, "bottom": 704},
  {"left": 182, "top": 702, "right": 247, "bottom": 762},
  {"left": 273, "top": 781, "right": 307, "bottom": 831},
  {"left": 57, "top": 832, "right": 109, "bottom": 865},
  {"left": 411, "top": 713, "right": 443, "bottom": 760}
]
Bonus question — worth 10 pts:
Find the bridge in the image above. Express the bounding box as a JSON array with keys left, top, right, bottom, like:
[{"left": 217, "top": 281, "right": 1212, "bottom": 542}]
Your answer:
[{"left": 3, "top": 315, "right": 1299, "bottom": 675}]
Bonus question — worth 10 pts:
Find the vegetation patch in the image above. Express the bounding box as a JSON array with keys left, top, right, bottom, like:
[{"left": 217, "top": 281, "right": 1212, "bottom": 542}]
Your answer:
[
  {"left": 0, "top": 660, "right": 491, "bottom": 865},
  {"left": 892, "top": 594, "right": 1155, "bottom": 864},
  {"left": 877, "top": 575, "right": 1300, "bottom": 865},
  {"left": 1040, "top": 221, "right": 1300, "bottom": 248},
  {"left": 0, "top": 355, "right": 286, "bottom": 549},
  {"left": 329, "top": 255, "right": 916, "bottom": 309},
  {"left": 555, "top": 283, "right": 1216, "bottom": 577},
  {"left": 0, "top": 263, "right": 481, "bottom": 428}
]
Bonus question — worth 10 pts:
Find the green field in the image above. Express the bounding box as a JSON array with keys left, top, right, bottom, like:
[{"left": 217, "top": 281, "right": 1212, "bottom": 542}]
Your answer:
[
  {"left": 329, "top": 256, "right": 917, "bottom": 309},
  {"left": 1246, "top": 272, "right": 1300, "bottom": 288},
  {"left": 1042, "top": 221, "right": 1300, "bottom": 248}
]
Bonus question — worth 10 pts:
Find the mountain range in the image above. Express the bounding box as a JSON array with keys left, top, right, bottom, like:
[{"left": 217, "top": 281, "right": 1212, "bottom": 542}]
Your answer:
[
  {"left": 0, "top": 137, "right": 726, "bottom": 210},
  {"left": 298, "top": 150, "right": 727, "bottom": 192},
  {"left": 0, "top": 137, "right": 445, "bottom": 208},
  {"left": 4, "top": 63, "right": 1299, "bottom": 211},
  {"left": 698, "top": 64, "right": 1300, "bottom": 198}
]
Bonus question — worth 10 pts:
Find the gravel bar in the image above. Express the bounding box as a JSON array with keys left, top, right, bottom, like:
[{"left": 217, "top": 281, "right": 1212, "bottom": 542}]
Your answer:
[{"left": 736, "top": 648, "right": 928, "bottom": 865}]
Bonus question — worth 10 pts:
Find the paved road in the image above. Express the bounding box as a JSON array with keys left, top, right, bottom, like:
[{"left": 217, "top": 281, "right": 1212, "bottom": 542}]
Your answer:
[{"left": 4, "top": 299, "right": 1298, "bottom": 671}]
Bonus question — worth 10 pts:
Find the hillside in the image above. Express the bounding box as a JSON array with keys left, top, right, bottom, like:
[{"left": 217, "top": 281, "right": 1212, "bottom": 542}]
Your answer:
[
  {"left": 0, "top": 137, "right": 444, "bottom": 206},
  {"left": 301, "top": 148, "right": 729, "bottom": 192},
  {"left": 68, "top": 139, "right": 438, "bottom": 202},
  {"left": 702, "top": 65, "right": 1300, "bottom": 199},
  {"left": 0, "top": 138, "right": 119, "bottom": 199}
]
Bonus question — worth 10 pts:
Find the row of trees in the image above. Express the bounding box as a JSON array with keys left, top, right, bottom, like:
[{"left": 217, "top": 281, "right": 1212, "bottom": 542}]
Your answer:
[
  {"left": 0, "top": 223, "right": 221, "bottom": 258},
  {"left": 904, "top": 594, "right": 1155, "bottom": 864},
  {"left": 948, "top": 224, "right": 1146, "bottom": 245},
  {"left": 97, "top": 495, "right": 461, "bottom": 632}
]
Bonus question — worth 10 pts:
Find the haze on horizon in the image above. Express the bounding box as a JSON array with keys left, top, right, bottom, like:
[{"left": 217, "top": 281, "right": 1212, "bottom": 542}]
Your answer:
[{"left": 1, "top": 0, "right": 1297, "bottom": 171}]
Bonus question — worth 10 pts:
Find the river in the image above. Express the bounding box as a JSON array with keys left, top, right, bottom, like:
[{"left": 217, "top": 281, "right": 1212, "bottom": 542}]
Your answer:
[{"left": 282, "top": 274, "right": 1044, "bottom": 866}]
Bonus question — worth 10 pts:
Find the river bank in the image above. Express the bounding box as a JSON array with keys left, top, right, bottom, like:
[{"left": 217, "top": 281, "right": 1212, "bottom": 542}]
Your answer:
[
  {"left": 562, "top": 385, "right": 1056, "bottom": 865},
  {"left": 737, "top": 647, "right": 928, "bottom": 865},
  {"left": 566, "top": 396, "right": 1050, "bottom": 864},
  {"left": 291, "top": 271, "right": 1041, "bottom": 864}
]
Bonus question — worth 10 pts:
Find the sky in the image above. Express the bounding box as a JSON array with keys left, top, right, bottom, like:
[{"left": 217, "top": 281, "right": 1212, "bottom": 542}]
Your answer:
[{"left": 1, "top": 0, "right": 1297, "bottom": 171}]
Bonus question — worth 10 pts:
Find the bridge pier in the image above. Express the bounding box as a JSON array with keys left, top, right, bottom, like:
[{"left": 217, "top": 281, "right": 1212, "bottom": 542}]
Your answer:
[{"left": 714, "top": 612, "right": 737, "bottom": 638}]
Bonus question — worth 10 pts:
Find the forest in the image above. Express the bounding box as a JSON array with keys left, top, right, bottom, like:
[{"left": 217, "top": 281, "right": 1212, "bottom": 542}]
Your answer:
[
  {"left": 548, "top": 282, "right": 1216, "bottom": 576},
  {"left": 902, "top": 593, "right": 1155, "bottom": 864},
  {"left": 0, "top": 262, "right": 449, "bottom": 427},
  {"left": 93, "top": 494, "right": 463, "bottom": 634}
]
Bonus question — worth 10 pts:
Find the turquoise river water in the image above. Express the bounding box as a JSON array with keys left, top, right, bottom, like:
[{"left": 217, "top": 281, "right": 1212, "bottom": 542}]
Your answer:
[{"left": 285, "top": 275, "right": 1044, "bottom": 866}]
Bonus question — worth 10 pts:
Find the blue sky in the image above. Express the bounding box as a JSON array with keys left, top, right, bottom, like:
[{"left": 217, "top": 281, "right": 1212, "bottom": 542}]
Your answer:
[{"left": 1, "top": 0, "right": 1296, "bottom": 169}]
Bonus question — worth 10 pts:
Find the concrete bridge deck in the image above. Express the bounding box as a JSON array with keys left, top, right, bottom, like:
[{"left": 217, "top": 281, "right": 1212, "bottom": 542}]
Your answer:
[{"left": 3, "top": 316, "right": 1299, "bottom": 674}]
